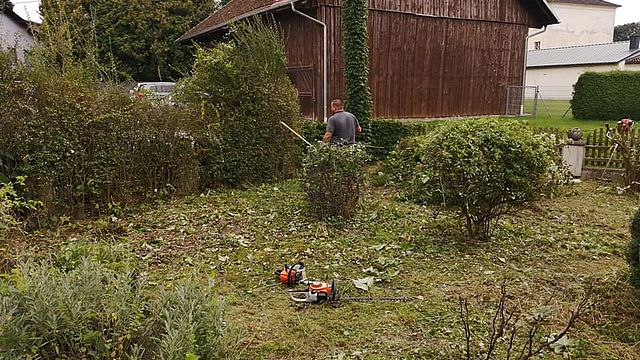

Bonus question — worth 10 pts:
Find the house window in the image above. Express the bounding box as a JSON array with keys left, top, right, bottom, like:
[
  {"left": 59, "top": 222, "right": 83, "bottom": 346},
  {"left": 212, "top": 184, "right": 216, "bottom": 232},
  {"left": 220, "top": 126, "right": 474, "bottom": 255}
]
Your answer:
[{"left": 534, "top": 41, "right": 541, "bottom": 50}]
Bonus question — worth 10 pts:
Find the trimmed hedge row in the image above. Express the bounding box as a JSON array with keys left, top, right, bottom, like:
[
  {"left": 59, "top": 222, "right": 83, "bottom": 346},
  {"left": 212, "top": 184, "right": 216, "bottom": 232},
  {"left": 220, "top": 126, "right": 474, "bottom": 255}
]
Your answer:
[{"left": 572, "top": 71, "right": 640, "bottom": 120}]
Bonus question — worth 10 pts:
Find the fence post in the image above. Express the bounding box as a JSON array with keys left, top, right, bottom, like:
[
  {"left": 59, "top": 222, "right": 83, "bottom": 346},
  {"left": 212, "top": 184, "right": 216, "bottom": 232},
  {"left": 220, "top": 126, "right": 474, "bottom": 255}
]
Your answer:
[{"left": 562, "top": 129, "right": 586, "bottom": 178}]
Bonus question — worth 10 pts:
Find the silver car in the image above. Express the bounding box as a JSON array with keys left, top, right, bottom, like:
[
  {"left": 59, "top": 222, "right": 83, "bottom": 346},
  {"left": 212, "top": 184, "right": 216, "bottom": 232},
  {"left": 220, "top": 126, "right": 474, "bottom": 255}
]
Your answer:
[{"left": 130, "top": 82, "right": 176, "bottom": 102}]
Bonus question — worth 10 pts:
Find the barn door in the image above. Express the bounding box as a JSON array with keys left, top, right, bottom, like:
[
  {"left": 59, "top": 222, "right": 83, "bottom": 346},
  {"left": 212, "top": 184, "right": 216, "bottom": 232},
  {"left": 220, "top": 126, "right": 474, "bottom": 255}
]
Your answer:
[{"left": 287, "top": 65, "right": 316, "bottom": 120}]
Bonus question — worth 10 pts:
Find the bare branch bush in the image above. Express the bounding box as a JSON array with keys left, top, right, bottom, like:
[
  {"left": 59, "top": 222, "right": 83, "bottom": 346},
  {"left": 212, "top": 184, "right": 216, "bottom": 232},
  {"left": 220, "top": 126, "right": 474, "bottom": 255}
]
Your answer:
[{"left": 459, "top": 281, "right": 596, "bottom": 360}]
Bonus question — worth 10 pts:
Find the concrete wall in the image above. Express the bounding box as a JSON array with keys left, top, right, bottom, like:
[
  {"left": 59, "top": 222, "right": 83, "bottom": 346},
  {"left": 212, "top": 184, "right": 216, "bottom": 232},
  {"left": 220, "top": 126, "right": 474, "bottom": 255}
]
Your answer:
[
  {"left": 526, "top": 63, "right": 640, "bottom": 100},
  {"left": 0, "top": 13, "right": 34, "bottom": 63},
  {"left": 528, "top": 3, "right": 616, "bottom": 50}
]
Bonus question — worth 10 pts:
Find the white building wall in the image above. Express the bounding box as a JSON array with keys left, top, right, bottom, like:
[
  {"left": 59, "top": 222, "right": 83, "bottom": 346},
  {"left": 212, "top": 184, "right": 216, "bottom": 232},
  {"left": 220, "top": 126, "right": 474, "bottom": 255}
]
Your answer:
[
  {"left": 526, "top": 63, "right": 629, "bottom": 100},
  {"left": 528, "top": 3, "right": 616, "bottom": 50},
  {"left": 0, "top": 13, "right": 35, "bottom": 63}
]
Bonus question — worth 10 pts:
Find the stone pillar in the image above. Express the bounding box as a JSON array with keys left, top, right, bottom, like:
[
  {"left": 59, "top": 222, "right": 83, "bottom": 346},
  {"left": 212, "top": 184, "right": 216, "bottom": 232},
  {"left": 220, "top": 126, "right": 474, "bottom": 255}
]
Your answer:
[{"left": 562, "top": 140, "right": 586, "bottom": 177}]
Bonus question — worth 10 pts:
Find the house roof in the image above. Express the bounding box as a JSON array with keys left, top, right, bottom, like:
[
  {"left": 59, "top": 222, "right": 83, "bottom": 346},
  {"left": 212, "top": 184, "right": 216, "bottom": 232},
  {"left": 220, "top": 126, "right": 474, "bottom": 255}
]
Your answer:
[
  {"left": 527, "top": 41, "right": 640, "bottom": 68},
  {"left": 1, "top": 1, "right": 34, "bottom": 31},
  {"left": 546, "top": 0, "right": 621, "bottom": 7},
  {"left": 178, "top": 0, "right": 560, "bottom": 43}
]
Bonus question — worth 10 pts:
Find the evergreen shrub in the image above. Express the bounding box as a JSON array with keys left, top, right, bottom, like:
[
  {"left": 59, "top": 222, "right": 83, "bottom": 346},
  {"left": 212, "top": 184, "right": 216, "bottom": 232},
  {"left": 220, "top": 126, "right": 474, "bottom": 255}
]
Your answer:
[
  {"left": 177, "top": 18, "right": 300, "bottom": 187},
  {"left": 572, "top": 71, "right": 640, "bottom": 120},
  {"left": 393, "top": 120, "right": 564, "bottom": 240},
  {"left": 303, "top": 143, "right": 369, "bottom": 219}
]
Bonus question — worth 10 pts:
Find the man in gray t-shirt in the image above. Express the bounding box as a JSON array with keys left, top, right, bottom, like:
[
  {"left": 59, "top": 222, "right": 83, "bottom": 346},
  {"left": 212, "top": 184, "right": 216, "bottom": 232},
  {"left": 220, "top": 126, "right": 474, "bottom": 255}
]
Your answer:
[{"left": 323, "top": 99, "right": 362, "bottom": 145}]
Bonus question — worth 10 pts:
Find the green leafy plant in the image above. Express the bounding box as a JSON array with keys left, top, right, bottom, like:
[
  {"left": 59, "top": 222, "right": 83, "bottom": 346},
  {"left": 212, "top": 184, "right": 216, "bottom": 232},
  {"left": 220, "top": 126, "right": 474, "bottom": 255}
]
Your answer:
[
  {"left": 303, "top": 143, "right": 369, "bottom": 219},
  {"left": 343, "top": 0, "right": 372, "bottom": 126},
  {"left": 572, "top": 71, "right": 640, "bottom": 120},
  {"left": 176, "top": 18, "right": 300, "bottom": 187},
  {"left": 0, "top": 253, "right": 242, "bottom": 359},
  {"left": 0, "top": 52, "right": 201, "bottom": 222},
  {"left": 0, "top": 177, "right": 40, "bottom": 241},
  {"left": 628, "top": 208, "right": 640, "bottom": 288},
  {"left": 396, "top": 120, "right": 563, "bottom": 240}
]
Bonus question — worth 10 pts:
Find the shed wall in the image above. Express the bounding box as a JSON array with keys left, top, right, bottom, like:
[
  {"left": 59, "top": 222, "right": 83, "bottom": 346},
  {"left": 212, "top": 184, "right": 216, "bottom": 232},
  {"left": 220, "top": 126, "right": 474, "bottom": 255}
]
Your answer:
[{"left": 270, "top": 0, "right": 535, "bottom": 119}]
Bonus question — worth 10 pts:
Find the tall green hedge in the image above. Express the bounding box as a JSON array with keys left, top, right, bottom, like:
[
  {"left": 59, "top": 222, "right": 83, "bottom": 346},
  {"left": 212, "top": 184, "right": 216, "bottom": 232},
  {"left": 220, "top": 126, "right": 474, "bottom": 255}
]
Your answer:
[{"left": 572, "top": 71, "right": 640, "bottom": 120}]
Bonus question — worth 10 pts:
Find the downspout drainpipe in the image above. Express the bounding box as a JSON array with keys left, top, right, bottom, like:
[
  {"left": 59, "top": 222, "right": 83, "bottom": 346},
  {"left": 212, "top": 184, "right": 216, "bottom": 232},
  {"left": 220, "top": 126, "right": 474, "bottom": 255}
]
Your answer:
[
  {"left": 290, "top": 1, "right": 328, "bottom": 122},
  {"left": 522, "top": 25, "right": 547, "bottom": 115}
]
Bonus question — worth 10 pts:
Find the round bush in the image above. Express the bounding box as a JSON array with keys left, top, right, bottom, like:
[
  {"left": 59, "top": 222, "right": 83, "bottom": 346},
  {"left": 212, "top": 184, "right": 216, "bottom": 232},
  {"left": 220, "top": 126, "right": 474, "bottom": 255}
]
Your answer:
[{"left": 400, "top": 120, "right": 563, "bottom": 240}]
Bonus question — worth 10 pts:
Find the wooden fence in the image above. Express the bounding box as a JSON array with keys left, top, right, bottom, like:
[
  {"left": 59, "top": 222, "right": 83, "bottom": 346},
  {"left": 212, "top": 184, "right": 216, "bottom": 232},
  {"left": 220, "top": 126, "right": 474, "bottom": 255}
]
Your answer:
[{"left": 583, "top": 128, "right": 640, "bottom": 172}]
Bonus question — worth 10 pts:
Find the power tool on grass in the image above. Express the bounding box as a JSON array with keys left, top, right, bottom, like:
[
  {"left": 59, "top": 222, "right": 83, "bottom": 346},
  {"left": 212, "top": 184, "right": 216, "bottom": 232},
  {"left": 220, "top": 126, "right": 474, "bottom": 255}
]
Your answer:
[{"left": 274, "top": 262, "right": 307, "bottom": 288}]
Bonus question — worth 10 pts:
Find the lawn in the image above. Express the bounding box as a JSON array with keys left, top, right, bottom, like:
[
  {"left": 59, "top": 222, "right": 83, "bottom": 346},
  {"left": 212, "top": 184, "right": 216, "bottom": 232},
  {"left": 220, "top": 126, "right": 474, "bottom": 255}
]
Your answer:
[
  {"left": 512, "top": 100, "right": 609, "bottom": 133},
  {"left": 6, "top": 180, "right": 640, "bottom": 359}
]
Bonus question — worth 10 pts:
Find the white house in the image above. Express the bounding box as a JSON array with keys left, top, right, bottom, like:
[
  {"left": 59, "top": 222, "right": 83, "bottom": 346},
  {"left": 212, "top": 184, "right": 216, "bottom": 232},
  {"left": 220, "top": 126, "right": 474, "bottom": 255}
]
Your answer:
[
  {"left": 527, "top": 38, "right": 640, "bottom": 100},
  {"left": 0, "top": 2, "right": 35, "bottom": 63},
  {"left": 528, "top": 0, "right": 619, "bottom": 50}
]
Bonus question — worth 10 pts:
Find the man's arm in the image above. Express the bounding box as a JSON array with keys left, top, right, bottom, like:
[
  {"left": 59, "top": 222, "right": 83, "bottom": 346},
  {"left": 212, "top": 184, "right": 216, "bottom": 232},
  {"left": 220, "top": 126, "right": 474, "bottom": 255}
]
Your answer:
[
  {"left": 356, "top": 126, "right": 362, "bottom": 135},
  {"left": 324, "top": 117, "right": 335, "bottom": 142}
]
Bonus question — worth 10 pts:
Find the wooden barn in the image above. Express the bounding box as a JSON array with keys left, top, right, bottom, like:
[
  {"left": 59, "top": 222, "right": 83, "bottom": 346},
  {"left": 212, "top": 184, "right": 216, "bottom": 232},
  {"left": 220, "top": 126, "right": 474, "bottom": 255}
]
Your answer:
[{"left": 178, "top": 0, "right": 559, "bottom": 120}]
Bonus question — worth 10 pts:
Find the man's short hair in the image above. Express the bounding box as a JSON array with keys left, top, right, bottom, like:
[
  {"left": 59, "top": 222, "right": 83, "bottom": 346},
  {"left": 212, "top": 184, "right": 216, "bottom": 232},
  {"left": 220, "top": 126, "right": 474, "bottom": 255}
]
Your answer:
[{"left": 331, "top": 99, "right": 344, "bottom": 108}]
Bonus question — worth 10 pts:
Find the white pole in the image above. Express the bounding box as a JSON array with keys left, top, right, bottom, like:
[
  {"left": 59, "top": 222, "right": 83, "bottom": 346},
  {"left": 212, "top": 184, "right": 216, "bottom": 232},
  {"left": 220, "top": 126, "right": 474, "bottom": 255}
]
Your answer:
[{"left": 281, "top": 121, "right": 313, "bottom": 146}]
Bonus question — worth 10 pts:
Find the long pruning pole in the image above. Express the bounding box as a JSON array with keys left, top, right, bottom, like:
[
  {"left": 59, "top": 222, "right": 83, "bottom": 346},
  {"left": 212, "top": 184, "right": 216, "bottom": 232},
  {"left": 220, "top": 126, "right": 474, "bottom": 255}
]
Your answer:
[{"left": 280, "top": 121, "right": 312, "bottom": 146}]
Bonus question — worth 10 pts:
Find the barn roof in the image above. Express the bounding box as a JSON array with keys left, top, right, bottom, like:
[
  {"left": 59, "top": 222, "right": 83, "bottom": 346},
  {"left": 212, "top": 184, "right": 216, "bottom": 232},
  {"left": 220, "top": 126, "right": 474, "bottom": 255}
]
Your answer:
[
  {"left": 546, "top": 0, "right": 620, "bottom": 7},
  {"left": 177, "top": 0, "right": 291, "bottom": 42},
  {"left": 177, "top": 0, "right": 560, "bottom": 43},
  {"left": 527, "top": 41, "right": 640, "bottom": 68}
]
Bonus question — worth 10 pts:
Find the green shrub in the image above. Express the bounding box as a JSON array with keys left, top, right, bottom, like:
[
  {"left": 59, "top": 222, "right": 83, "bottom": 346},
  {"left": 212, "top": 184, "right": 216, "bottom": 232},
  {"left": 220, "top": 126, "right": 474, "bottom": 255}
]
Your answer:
[
  {"left": 303, "top": 143, "right": 369, "bottom": 219},
  {"left": 0, "top": 54, "right": 201, "bottom": 222},
  {"left": 396, "top": 120, "right": 562, "bottom": 240},
  {"left": 177, "top": 18, "right": 300, "bottom": 187},
  {"left": 0, "top": 256, "right": 241, "bottom": 359},
  {"left": 0, "top": 177, "right": 40, "bottom": 241},
  {"left": 572, "top": 71, "right": 640, "bottom": 120},
  {"left": 628, "top": 209, "right": 640, "bottom": 288}
]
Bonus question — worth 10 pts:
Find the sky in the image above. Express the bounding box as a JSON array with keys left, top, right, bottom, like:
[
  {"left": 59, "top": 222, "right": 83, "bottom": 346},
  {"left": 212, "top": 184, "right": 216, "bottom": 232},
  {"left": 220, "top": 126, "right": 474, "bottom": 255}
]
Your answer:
[
  {"left": 8, "top": 0, "right": 640, "bottom": 25},
  {"left": 611, "top": 0, "right": 640, "bottom": 25}
]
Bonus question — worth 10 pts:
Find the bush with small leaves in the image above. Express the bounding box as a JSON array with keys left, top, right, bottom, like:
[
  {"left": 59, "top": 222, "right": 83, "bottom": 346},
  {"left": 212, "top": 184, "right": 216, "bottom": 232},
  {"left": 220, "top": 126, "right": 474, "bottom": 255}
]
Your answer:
[
  {"left": 303, "top": 143, "right": 369, "bottom": 219},
  {"left": 396, "top": 120, "right": 563, "bottom": 241},
  {"left": 176, "top": 18, "right": 300, "bottom": 187}
]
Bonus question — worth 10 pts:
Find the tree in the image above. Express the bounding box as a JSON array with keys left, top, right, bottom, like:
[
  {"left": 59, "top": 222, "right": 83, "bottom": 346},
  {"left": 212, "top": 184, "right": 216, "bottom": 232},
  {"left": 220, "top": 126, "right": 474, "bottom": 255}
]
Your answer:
[
  {"left": 342, "top": 0, "right": 372, "bottom": 126},
  {"left": 614, "top": 22, "right": 640, "bottom": 42},
  {"left": 38, "top": 0, "right": 219, "bottom": 81}
]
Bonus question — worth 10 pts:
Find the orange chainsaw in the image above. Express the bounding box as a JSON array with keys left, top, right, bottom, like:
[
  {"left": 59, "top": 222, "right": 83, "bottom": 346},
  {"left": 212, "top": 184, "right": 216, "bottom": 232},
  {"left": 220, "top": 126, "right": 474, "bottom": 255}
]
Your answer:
[{"left": 274, "top": 262, "right": 308, "bottom": 288}]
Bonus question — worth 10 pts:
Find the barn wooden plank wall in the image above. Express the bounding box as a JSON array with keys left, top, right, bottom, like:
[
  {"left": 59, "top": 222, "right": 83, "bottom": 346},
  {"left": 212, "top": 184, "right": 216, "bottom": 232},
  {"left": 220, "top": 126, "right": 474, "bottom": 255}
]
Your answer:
[{"left": 281, "top": 0, "right": 533, "bottom": 119}]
